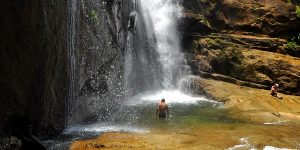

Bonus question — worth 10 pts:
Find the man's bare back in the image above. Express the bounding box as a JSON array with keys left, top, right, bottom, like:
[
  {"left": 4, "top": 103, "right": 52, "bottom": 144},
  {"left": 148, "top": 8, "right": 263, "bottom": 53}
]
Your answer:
[{"left": 156, "top": 99, "right": 169, "bottom": 119}]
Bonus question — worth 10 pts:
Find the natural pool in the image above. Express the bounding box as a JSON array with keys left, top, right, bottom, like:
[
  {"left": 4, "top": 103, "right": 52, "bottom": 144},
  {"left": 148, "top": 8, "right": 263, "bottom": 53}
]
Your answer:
[{"left": 45, "top": 91, "right": 300, "bottom": 150}]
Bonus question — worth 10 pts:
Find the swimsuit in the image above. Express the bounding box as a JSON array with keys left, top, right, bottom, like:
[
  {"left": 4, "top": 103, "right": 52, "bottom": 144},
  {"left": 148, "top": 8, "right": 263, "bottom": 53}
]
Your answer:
[{"left": 159, "top": 113, "right": 166, "bottom": 118}]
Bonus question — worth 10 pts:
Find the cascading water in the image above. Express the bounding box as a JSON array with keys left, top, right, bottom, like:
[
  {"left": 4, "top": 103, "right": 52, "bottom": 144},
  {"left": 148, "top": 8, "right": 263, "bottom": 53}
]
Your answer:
[
  {"left": 67, "top": 0, "right": 79, "bottom": 126},
  {"left": 124, "top": 0, "right": 185, "bottom": 97},
  {"left": 139, "top": 0, "right": 183, "bottom": 89}
]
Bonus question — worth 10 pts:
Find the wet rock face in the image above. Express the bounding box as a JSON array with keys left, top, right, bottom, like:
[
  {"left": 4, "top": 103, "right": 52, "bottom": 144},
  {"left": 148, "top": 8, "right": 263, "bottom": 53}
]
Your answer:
[
  {"left": 69, "top": 0, "right": 132, "bottom": 124},
  {"left": 182, "top": 0, "right": 300, "bottom": 35},
  {"left": 0, "top": 0, "right": 68, "bottom": 138}
]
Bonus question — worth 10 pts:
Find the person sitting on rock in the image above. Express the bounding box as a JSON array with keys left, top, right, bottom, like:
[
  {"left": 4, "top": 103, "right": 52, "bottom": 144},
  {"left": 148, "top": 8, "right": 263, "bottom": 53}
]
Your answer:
[
  {"left": 156, "top": 99, "right": 169, "bottom": 120},
  {"left": 271, "top": 83, "right": 279, "bottom": 97}
]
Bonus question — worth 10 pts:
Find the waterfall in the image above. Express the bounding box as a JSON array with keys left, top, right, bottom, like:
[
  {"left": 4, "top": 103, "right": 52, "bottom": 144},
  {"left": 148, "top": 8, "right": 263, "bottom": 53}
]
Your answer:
[
  {"left": 140, "top": 0, "right": 183, "bottom": 89},
  {"left": 124, "top": 0, "right": 184, "bottom": 96},
  {"left": 67, "top": 0, "right": 79, "bottom": 125},
  {"left": 57, "top": 1, "right": 213, "bottom": 142}
]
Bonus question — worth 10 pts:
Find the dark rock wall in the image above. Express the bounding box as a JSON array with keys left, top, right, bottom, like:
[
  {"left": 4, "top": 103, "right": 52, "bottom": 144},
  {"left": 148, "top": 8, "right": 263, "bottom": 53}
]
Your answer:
[
  {"left": 0, "top": 0, "right": 68, "bottom": 138},
  {"left": 69, "top": 0, "right": 132, "bottom": 124}
]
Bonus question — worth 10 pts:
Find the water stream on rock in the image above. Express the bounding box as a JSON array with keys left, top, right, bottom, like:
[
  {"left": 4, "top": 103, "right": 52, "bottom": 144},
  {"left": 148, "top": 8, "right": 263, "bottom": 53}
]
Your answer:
[
  {"left": 67, "top": 0, "right": 79, "bottom": 126},
  {"left": 125, "top": 0, "right": 184, "bottom": 92}
]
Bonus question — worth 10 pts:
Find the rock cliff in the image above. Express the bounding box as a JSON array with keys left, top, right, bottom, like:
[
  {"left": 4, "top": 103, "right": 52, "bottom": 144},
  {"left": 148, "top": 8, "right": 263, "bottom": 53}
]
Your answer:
[
  {"left": 0, "top": 0, "right": 69, "bottom": 145},
  {"left": 69, "top": 0, "right": 132, "bottom": 124},
  {"left": 182, "top": 0, "right": 300, "bottom": 35},
  {"left": 181, "top": 0, "right": 300, "bottom": 95}
]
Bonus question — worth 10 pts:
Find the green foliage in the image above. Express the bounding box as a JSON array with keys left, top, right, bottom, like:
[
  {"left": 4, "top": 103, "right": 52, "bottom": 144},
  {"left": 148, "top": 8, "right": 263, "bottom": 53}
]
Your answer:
[
  {"left": 90, "top": 10, "right": 99, "bottom": 25},
  {"left": 283, "top": 41, "right": 299, "bottom": 51},
  {"left": 296, "top": 6, "right": 300, "bottom": 17}
]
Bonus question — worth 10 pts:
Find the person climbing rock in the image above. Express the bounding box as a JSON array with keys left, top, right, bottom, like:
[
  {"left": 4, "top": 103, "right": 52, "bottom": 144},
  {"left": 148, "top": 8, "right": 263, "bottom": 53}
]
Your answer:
[
  {"left": 128, "top": 11, "right": 136, "bottom": 31},
  {"left": 156, "top": 99, "right": 169, "bottom": 120}
]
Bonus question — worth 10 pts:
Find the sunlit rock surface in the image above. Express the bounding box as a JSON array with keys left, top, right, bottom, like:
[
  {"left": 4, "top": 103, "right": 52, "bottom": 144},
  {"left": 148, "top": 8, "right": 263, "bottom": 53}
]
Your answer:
[
  {"left": 71, "top": 124, "right": 300, "bottom": 150},
  {"left": 186, "top": 33, "right": 300, "bottom": 94},
  {"left": 196, "top": 78, "right": 300, "bottom": 123},
  {"left": 181, "top": 0, "right": 300, "bottom": 95},
  {"left": 182, "top": 0, "right": 300, "bottom": 35}
]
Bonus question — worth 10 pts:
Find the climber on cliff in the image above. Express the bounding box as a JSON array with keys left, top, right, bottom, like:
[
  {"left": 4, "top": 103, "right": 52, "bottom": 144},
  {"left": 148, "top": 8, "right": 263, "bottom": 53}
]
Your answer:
[
  {"left": 156, "top": 99, "right": 169, "bottom": 120},
  {"left": 128, "top": 11, "right": 137, "bottom": 31}
]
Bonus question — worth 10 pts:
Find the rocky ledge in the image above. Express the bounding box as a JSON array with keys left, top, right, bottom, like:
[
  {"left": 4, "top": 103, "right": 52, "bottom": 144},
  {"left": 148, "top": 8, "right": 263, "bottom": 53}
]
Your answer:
[
  {"left": 196, "top": 78, "right": 300, "bottom": 123},
  {"left": 183, "top": 32, "right": 300, "bottom": 95},
  {"left": 182, "top": 0, "right": 300, "bottom": 35}
]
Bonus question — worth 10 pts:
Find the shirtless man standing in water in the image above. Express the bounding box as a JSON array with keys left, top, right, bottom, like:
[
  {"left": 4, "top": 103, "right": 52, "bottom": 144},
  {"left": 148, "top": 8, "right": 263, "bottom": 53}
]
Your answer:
[{"left": 156, "top": 99, "right": 169, "bottom": 119}]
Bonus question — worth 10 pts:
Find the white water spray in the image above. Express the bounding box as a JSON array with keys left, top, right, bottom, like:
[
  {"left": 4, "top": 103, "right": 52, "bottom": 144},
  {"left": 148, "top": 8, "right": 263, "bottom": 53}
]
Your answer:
[
  {"left": 139, "top": 0, "right": 183, "bottom": 89},
  {"left": 124, "top": 0, "right": 207, "bottom": 103}
]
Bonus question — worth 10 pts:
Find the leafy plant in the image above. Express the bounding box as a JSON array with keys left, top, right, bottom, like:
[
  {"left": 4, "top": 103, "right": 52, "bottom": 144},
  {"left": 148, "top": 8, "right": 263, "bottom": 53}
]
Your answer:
[
  {"left": 296, "top": 6, "right": 300, "bottom": 17},
  {"left": 90, "top": 10, "right": 99, "bottom": 25},
  {"left": 283, "top": 41, "right": 299, "bottom": 51}
]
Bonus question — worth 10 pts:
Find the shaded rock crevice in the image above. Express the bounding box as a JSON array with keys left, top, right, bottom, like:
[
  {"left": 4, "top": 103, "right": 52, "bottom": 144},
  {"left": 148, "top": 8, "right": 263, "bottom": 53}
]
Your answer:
[{"left": 0, "top": 0, "right": 70, "bottom": 147}]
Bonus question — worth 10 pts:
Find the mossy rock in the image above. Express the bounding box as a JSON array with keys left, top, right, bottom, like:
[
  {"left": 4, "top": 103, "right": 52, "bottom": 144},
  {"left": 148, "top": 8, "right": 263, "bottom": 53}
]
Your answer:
[{"left": 198, "top": 38, "right": 223, "bottom": 50}]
